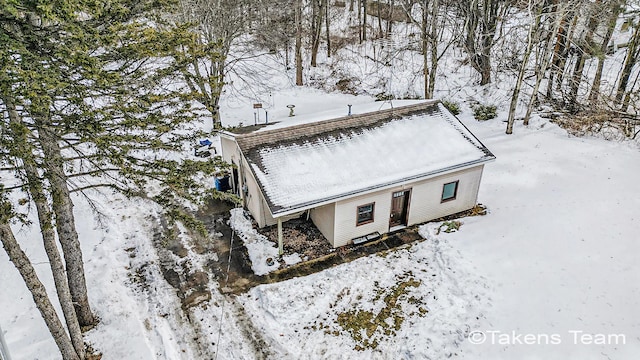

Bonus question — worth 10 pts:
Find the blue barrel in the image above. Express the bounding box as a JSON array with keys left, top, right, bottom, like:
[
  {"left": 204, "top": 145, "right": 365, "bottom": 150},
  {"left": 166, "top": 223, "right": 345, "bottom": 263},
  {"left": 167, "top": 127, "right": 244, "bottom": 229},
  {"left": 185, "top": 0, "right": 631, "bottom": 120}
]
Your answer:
[{"left": 215, "top": 175, "right": 231, "bottom": 191}]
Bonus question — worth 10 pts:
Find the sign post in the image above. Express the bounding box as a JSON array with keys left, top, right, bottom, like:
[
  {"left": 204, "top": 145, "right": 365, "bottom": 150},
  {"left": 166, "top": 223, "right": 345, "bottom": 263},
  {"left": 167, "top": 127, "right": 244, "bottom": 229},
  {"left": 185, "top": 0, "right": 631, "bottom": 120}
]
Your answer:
[{"left": 253, "top": 103, "right": 263, "bottom": 124}]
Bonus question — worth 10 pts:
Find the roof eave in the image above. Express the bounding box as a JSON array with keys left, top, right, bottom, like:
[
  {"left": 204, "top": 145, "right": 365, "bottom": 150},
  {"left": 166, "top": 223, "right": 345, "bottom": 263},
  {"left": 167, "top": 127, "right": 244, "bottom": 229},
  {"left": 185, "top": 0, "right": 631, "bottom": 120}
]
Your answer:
[
  {"left": 217, "top": 130, "right": 237, "bottom": 139},
  {"left": 270, "top": 155, "right": 496, "bottom": 218}
]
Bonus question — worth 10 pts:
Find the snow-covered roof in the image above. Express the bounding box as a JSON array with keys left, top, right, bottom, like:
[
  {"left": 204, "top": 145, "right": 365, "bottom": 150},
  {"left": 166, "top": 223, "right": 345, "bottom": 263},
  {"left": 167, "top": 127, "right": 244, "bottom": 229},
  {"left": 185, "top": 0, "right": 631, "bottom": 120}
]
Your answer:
[{"left": 235, "top": 100, "right": 495, "bottom": 216}]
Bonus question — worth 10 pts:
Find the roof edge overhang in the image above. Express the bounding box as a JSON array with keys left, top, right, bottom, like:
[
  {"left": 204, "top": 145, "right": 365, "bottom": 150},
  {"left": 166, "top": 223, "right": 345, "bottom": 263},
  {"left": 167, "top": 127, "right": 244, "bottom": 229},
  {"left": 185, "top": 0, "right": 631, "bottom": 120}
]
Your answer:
[
  {"left": 269, "top": 155, "right": 496, "bottom": 218},
  {"left": 217, "top": 130, "right": 237, "bottom": 139}
]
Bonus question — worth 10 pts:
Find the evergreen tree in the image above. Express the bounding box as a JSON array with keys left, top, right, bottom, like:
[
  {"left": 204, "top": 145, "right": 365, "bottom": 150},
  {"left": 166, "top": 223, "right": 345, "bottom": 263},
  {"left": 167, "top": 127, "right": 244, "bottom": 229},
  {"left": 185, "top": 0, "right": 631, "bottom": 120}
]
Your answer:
[{"left": 1, "top": 0, "right": 229, "bottom": 357}]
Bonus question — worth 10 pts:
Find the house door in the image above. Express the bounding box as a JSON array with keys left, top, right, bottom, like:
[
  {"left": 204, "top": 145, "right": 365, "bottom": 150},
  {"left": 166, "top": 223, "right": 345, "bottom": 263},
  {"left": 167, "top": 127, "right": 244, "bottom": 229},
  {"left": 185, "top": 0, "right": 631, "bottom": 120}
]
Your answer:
[
  {"left": 390, "top": 190, "right": 411, "bottom": 228},
  {"left": 232, "top": 166, "right": 239, "bottom": 195}
]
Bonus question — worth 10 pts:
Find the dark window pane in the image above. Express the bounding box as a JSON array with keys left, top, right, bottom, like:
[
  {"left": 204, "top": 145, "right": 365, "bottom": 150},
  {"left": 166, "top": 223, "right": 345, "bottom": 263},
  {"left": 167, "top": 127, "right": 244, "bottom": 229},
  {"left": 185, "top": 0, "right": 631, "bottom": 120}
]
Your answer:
[
  {"left": 442, "top": 181, "right": 458, "bottom": 201},
  {"left": 357, "top": 203, "right": 374, "bottom": 225}
]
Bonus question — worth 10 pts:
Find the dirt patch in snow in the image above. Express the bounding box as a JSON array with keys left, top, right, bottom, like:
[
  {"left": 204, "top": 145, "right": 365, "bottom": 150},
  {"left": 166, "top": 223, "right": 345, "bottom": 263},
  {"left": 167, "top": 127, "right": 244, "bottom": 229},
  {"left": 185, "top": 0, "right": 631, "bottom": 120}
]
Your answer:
[
  {"left": 260, "top": 216, "right": 332, "bottom": 259},
  {"left": 193, "top": 201, "right": 488, "bottom": 294}
]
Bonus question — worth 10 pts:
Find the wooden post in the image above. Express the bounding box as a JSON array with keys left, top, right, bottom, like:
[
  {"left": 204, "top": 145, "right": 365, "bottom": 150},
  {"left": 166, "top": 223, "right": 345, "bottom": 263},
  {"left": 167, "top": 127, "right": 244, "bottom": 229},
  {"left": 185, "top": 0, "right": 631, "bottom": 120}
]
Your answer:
[{"left": 277, "top": 218, "right": 284, "bottom": 256}]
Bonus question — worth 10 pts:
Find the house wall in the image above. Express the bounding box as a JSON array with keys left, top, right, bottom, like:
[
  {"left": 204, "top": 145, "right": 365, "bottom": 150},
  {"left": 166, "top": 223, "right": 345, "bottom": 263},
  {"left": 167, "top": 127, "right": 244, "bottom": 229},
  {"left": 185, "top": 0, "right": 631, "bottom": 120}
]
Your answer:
[
  {"left": 406, "top": 165, "right": 484, "bottom": 226},
  {"left": 219, "top": 136, "right": 237, "bottom": 164},
  {"left": 331, "top": 165, "right": 485, "bottom": 247},
  {"left": 310, "top": 203, "right": 336, "bottom": 245},
  {"left": 220, "top": 136, "right": 271, "bottom": 227},
  {"left": 334, "top": 190, "right": 394, "bottom": 247},
  {"left": 224, "top": 133, "right": 486, "bottom": 246},
  {"left": 240, "top": 154, "right": 270, "bottom": 227}
]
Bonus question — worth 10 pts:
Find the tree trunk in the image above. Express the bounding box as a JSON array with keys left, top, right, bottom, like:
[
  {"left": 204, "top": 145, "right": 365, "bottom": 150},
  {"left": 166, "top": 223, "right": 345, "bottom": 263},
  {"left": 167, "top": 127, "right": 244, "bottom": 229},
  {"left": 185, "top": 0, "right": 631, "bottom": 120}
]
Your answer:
[
  {"left": 554, "top": 13, "right": 579, "bottom": 94},
  {"left": 523, "top": 3, "right": 563, "bottom": 125},
  {"left": 208, "top": 59, "right": 224, "bottom": 128},
  {"left": 421, "top": 0, "right": 430, "bottom": 98},
  {"left": 295, "top": 0, "right": 303, "bottom": 85},
  {"left": 24, "top": 152, "right": 86, "bottom": 358},
  {"left": 507, "top": 0, "right": 542, "bottom": 134},
  {"left": 39, "top": 127, "right": 96, "bottom": 328},
  {"left": 547, "top": 8, "right": 574, "bottom": 99},
  {"left": 427, "top": 0, "right": 439, "bottom": 98},
  {"left": 622, "top": 69, "right": 640, "bottom": 111},
  {"left": 2, "top": 96, "right": 85, "bottom": 356},
  {"left": 358, "top": 0, "right": 363, "bottom": 43},
  {"left": 29, "top": 183, "right": 86, "bottom": 359},
  {"left": 311, "top": 0, "right": 324, "bottom": 66},
  {"left": 589, "top": 0, "right": 622, "bottom": 102},
  {"left": 463, "top": 0, "right": 500, "bottom": 85},
  {"left": 377, "top": 1, "right": 383, "bottom": 38},
  {"left": 568, "top": 50, "right": 585, "bottom": 112},
  {"left": 363, "top": 0, "right": 367, "bottom": 41},
  {"left": 615, "top": 23, "right": 640, "bottom": 107},
  {"left": 386, "top": 0, "right": 395, "bottom": 37},
  {"left": 0, "top": 223, "right": 80, "bottom": 360},
  {"left": 568, "top": 0, "right": 599, "bottom": 112},
  {"left": 479, "top": 0, "right": 500, "bottom": 85},
  {"left": 325, "top": 0, "right": 331, "bottom": 57}
]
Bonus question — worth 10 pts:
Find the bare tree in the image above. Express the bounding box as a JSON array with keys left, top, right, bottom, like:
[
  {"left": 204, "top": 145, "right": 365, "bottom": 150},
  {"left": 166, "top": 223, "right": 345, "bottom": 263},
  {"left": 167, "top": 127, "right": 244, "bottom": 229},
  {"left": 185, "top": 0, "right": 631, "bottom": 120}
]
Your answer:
[
  {"left": 589, "top": 0, "right": 625, "bottom": 102},
  {"left": 326, "top": 0, "right": 332, "bottom": 57},
  {"left": 296, "top": 0, "right": 304, "bottom": 85},
  {"left": 507, "top": 0, "right": 545, "bottom": 134},
  {"left": 615, "top": 18, "right": 640, "bottom": 109},
  {"left": 547, "top": 5, "right": 578, "bottom": 99},
  {"left": 251, "top": 0, "right": 296, "bottom": 65},
  {"left": 403, "top": 0, "right": 459, "bottom": 98},
  {"left": 176, "top": 0, "right": 251, "bottom": 128},
  {"left": 311, "top": 0, "right": 326, "bottom": 66},
  {"left": 567, "top": 0, "right": 601, "bottom": 112},
  {"left": 459, "top": 0, "right": 510, "bottom": 85},
  {"left": 362, "top": 0, "right": 368, "bottom": 42},
  {"left": 523, "top": 1, "right": 566, "bottom": 125}
]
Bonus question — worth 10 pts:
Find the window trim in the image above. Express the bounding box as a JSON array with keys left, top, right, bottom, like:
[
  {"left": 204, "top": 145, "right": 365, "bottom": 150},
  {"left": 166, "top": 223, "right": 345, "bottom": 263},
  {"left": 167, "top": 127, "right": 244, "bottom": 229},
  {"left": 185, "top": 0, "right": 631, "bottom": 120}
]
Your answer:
[
  {"left": 356, "top": 202, "right": 375, "bottom": 226},
  {"left": 441, "top": 180, "right": 459, "bottom": 203}
]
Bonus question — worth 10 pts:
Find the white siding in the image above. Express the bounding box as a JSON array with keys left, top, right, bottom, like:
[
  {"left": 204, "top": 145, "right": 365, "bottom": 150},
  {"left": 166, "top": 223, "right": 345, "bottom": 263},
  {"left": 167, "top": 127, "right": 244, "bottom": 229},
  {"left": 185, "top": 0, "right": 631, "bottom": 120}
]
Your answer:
[
  {"left": 311, "top": 203, "right": 336, "bottom": 246},
  {"left": 334, "top": 191, "right": 394, "bottom": 247},
  {"left": 219, "top": 136, "right": 268, "bottom": 226},
  {"left": 406, "top": 165, "right": 483, "bottom": 226},
  {"left": 220, "top": 136, "right": 282, "bottom": 227},
  {"left": 239, "top": 154, "right": 269, "bottom": 227},
  {"left": 219, "top": 136, "right": 238, "bottom": 164},
  {"left": 332, "top": 165, "right": 484, "bottom": 247}
]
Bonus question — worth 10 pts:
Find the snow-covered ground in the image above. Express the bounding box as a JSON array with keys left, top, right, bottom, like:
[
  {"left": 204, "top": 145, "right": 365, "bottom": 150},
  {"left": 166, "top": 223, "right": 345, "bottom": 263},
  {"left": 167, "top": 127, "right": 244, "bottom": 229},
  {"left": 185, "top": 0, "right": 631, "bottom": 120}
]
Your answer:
[
  {"left": 226, "top": 112, "right": 640, "bottom": 360},
  {"left": 3, "top": 97, "right": 639, "bottom": 359},
  {"left": 455, "top": 114, "right": 640, "bottom": 359},
  {"left": 2, "top": 6, "right": 640, "bottom": 357},
  {"left": 240, "top": 221, "right": 489, "bottom": 359}
]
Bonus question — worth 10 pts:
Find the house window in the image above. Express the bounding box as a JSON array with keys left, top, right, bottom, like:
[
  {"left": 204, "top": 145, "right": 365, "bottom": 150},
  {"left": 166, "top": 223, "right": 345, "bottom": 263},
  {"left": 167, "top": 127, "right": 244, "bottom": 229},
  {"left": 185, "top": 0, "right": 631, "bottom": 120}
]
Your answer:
[
  {"left": 441, "top": 181, "right": 459, "bottom": 202},
  {"left": 357, "top": 203, "right": 375, "bottom": 226}
]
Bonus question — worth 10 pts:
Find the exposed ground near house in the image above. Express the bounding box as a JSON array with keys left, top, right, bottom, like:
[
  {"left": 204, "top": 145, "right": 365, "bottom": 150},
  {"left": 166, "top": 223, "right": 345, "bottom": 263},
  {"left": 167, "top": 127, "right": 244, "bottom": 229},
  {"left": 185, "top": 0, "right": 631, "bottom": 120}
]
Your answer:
[
  {"left": 192, "top": 198, "right": 486, "bottom": 294},
  {"left": 260, "top": 216, "right": 332, "bottom": 259}
]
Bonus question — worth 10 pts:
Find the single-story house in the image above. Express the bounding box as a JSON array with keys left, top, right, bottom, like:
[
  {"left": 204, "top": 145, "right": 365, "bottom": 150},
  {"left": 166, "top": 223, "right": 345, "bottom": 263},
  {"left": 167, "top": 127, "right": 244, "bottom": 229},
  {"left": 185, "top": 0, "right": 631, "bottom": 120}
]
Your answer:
[{"left": 219, "top": 100, "right": 495, "bottom": 253}]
